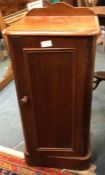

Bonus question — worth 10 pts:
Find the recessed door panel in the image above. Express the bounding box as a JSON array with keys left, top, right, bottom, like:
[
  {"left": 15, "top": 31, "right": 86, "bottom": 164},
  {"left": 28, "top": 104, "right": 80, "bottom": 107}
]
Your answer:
[{"left": 23, "top": 48, "right": 76, "bottom": 152}]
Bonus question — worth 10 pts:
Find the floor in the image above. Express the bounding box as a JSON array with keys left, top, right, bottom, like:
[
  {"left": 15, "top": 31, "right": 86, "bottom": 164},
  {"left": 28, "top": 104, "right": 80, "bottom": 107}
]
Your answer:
[
  {"left": 0, "top": 81, "right": 24, "bottom": 150},
  {"left": 91, "top": 45, "right": 105, "bottom": 174},
  {"left": 0, "top": 44, "right": 105, "bottom": 174}
]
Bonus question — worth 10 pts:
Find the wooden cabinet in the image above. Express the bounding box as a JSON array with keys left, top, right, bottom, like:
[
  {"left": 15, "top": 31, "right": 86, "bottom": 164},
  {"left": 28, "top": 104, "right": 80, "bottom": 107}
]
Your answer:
[{"left": 4, "top": 3, "right": 100, "bottom": 170}]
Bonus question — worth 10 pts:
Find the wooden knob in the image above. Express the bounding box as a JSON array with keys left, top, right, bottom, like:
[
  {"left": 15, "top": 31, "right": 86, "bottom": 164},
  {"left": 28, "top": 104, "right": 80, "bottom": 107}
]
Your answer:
[{"left": 20, "top": 96, "right": 28, "bottom": 105}]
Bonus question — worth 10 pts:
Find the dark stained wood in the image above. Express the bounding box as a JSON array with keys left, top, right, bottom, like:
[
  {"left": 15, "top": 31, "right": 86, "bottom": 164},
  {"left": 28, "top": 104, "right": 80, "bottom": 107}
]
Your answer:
[{"left": 3, "top": 2, "right": 100, "bottom": 170}]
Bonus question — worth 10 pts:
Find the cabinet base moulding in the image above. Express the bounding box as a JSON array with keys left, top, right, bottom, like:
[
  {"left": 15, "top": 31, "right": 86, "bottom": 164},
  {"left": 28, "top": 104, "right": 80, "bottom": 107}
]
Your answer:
[{"left": 24, "top": 146, "right": 92, "bottom": 170}]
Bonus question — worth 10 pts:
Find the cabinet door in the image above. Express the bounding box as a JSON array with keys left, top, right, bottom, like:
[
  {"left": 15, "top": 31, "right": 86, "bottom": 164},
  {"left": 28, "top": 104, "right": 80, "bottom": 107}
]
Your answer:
[{"left": 9, "top": 36, "right": 91, "bottom": 159}]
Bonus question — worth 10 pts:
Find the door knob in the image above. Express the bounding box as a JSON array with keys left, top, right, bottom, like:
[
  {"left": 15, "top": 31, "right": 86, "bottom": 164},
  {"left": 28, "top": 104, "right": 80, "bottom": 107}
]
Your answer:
[{"left": 20, "top": 96, "right": 28, "bottom": 105}]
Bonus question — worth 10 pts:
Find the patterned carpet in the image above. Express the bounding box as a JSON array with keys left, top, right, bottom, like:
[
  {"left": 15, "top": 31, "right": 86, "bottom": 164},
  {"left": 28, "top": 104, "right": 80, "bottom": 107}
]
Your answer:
[
  {"left": 0, "top": 145, "right": 97, "bottom": 175},
  {"left": 0, "top": 146, "right": 75, "bottom": 175}
]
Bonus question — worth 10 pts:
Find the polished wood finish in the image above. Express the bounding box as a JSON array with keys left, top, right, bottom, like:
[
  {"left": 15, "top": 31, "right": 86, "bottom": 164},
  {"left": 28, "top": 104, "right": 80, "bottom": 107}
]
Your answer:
[
  {"left": 4, "top": 3, "right": 100, "bottom": 170},
  {"left": 3, "top": 4, "right": 99, "bottom": 36}
]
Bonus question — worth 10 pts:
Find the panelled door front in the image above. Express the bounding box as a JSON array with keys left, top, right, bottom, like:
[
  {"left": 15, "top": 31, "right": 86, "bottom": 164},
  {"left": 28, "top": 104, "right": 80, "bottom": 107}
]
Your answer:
[{"left": 10, "top": 35, "right": 88, "bottom": 159}]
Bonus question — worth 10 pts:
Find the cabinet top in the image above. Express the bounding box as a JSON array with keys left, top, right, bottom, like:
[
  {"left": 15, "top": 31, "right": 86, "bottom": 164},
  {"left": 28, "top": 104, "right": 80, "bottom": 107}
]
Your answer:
[{"left": 3, "top": 2, "right": 100, "bottom": 36}]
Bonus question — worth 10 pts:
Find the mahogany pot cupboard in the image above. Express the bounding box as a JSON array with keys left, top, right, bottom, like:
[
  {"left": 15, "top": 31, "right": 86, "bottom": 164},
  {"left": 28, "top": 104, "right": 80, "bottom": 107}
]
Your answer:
[{"left": 3, "top": 3, "right": 100, "bottom": 170}]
